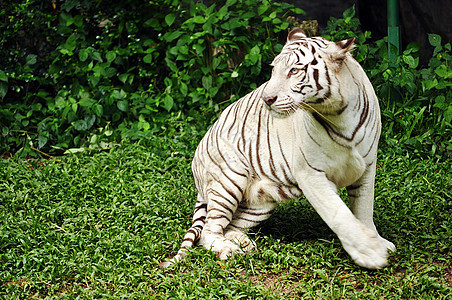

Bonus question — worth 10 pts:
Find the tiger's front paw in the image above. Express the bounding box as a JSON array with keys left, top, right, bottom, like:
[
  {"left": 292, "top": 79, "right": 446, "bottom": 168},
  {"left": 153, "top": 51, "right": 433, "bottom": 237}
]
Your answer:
[
  {"left": 341, "top": 224, "right": 396, "bottom": 269},
  {"left": 216, "top": 239, "right": 245, "bottom": 260},
  {"left": 199, "top": 233, "right": 245, "bottom": 260},
  {"left": 224, "top": 230, "right": 257, "bottom": 253}
]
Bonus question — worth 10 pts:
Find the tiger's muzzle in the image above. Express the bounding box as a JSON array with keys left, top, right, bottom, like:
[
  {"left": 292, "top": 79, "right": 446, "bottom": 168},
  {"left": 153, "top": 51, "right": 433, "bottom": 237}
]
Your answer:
[{"left": 262, "top": 95, "right": 277, "bottom": 106}]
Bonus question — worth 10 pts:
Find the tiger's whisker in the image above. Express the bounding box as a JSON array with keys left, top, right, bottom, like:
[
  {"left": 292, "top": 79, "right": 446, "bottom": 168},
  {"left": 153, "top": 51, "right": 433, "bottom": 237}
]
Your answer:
[{"left": 296, "top": 101, "right": 339, "bottom": 128}]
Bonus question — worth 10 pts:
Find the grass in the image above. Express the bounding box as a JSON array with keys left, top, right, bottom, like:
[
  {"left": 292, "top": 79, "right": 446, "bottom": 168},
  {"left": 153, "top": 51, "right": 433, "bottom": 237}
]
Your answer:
[{"left": 1, "top": 136, "right": 451, "bottom": 299}]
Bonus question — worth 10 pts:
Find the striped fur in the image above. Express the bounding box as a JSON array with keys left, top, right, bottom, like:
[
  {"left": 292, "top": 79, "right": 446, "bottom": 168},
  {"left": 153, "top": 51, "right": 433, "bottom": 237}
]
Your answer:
[{"left": 161, "top": 29, "right": 395, "bottom": 269}]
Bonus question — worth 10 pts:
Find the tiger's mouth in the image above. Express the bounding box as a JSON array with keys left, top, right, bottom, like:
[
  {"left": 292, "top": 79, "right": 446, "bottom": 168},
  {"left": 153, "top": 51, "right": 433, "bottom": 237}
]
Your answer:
[
  {"left": 264, "top": 103, "right": 298, "bottom": 118},
  {"left": 267, "top": 107, "right": 288, "bottom": 118}
]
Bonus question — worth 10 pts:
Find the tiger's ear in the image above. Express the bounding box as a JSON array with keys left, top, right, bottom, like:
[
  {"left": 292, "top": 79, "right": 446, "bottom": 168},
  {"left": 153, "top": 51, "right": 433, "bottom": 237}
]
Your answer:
[
  {"left": 286, "top": 28, "right": 306, "bottom": 43},
  {"left": 328, "top": 37, "right": 355, "bottom": 71},
  {"left": 336, "top": 37, "right": 355, "bottom": 53}
]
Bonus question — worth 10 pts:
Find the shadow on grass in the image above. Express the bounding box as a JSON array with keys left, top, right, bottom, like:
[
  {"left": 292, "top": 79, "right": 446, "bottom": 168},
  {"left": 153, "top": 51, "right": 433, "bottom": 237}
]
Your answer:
[{"left": 254, "top": 198, "right": 335, "bottom": 243}]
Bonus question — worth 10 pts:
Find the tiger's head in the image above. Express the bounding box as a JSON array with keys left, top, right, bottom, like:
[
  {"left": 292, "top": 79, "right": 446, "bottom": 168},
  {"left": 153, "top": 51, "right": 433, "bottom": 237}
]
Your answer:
[{"left": 262, "top": 28, "right": 355, "bottom": 117}]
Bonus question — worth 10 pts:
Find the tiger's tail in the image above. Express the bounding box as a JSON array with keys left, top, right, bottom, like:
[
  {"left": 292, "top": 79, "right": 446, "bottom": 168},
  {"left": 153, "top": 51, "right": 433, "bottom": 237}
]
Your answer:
[{"left": 160, "top": 199, "right": 207, "bottom": 268}]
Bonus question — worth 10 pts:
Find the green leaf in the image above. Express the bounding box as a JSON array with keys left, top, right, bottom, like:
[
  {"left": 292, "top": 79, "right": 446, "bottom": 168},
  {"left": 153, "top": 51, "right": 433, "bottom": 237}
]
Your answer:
[
  {"left": 428, "top": 34, "right": 442, "bottom": 47},
  {"left": 79, "top": 97, "right": 96, "bottom": 107},
  {"left": 178, "top": 45, "right": 189, "bottom": 55},
  {"left": 72, "top": 120, "right": 87, "bottom": 131},
  {"left": 192, "top": 16, "right": 205, "bottom": 24},
  {"left": 55, "top": 98, "right": 66, "bottom": 109},
  {"left": 406, "top": 42, "right": 421, "bottom": 52},
  {"left": 163, "top": 94, "right": 174, "bottom": 111},
  {"left": 292, "top": 7, "right": 305, "bottom": 14},
  {"left": 435, "top": 65, "right": 448, "bottom": 78},
  {"left": 202, "top": 76, "right": 212, "bottom": 90},
  {"left": 258, "top": 4, "right": 269, "bottom": 15},
  {"left": 423, "top": 79, "right": 438, "bottom": 91},
  {"left": 142, "top": 121, "right": 150, "bottom": 130},
  {"left": 226, "top": 0, "right": 237, "bottom": 6},
  {"left": 89, "top": 75, "right": 100, "bottom": 87},
  {"left": 93, "top": 104, "right": 104, "bottom": 117},
  {"left": 279, "top": 22, "right": 289, "bottom": 31},
  {"left": 117, "top": 100, "right": 129, "bottom": 112},
  {"left": 445, "top": 106, "right": 452, "bottom": 123},
  {"left": 194, "top": 43, "right": 206, "bottom": 55},
  {"left": 93, "top": 64, "right": 106, "bottom": 77},
  {"left": 202, "top": 19, "right": 213, "bottom": 34},
  {"left": 180, "top": 82, "right": 188, "bottom": 96},
  {"left": 169, "top": 46, "right": 178, "bottom": 56},
  {"left": 105, "top": 67, "right": 117, "bottom": 78},
  {"left": 433, "top": 95, "right": 447, "bottom": 110},
  {"left": 85, "top": 115, "right": 96, "bottom": 130},
  {"left": 112, "top": 90, "right": 124, "bottom": 99},
  {"left": 143, "top": 54, "right": 153, "bottom": 64},
  {"left": 402, "top": 55, "right": 418, "bottom": 68},
  {"left": 165, "top": 14, "right": 176, "bottom": 26},
  {"left": 165, "top": 58, "right": 178, "bottom": 72},
  {"left": 79, "top": 49, "right": 89, "bottom": 62},
  {"left": 162, "top": 31, "right": 182, "bottom": 42},
  {"left": 118, "top": 74, "right": 129, "bottom": 84},
  {"left": 63, "top": 33, "right": 77, "bottom": 52},
  {"left": 38, "top": 133, "right": 49, "bottom": 149},
  {"left": 343, "top": 5, "right": 355, "bottom": 19},
  {"left": 164, "top": 77, "right": 172, "bottom": 89},
  {"left": 247, "top": 45, "right": 261, "bottom": 64},
  {"left": 229, "top": 17, "right": 243, "bottom": 29},
  {"left": 73, "top": 15, "right": 83, "bottom": 27},
  {"left": 0, "top": 82, "right": 8, "bottom": 99},
  {"left": 91, "top": 51, "right": 103, "bottom": 62},
  {"left": 59, "top": 12, "right": 72, "bottom": 24},
  {"left": 218, "top": 5, "right": 228, "bottom": 19},
  {"left": 212, "top": 57, "right": 221, "bottom": 70},
  {"left": 209, "top": 86, "right": 220, "bottom": 98},
  {"left": 26, "top": 54, "right": 37, "bottom": 65},
  {"left": 144, "top": 18, "right": 162, "bottom": 29},
  {"left": 106, "top": 51, "right": 116, "bottom": 63},
  {"left": 0, "top": 70, "right": 8, "bottom": 82}
]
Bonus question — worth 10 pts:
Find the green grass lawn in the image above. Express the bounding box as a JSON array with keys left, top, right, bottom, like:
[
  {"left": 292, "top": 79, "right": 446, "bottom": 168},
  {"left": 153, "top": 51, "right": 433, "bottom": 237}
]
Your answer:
[{"left": 1, "top": 140, "right": 451, "bottom": 299}]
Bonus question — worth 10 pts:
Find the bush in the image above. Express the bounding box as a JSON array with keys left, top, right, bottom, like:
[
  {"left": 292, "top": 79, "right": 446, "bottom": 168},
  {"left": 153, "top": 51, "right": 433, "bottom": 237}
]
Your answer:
[
  {"left": 0, "top": 0, "right": 303, "bottom": 156},
  {"left": 0, "top": 3, "right": 450, "bottom": 159}
]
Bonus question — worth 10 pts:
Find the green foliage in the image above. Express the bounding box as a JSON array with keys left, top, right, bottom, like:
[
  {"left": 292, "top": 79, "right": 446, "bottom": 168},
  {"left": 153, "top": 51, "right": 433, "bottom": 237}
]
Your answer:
[
  {"left": 154, "top": 0, "right": 300, "bottom": 119},
  {"left": 323, "top": 6, "right": 452, "bottom": 158},
  {"left": 0, "top": 144, "right": 451, "bottom": 298},
  {"left": 0, "top": 3, "right": 450, "bottom": 158},
  {"left": 371, "top": 36, "right": 452, "bottom": 156},
  {"left": 0, "top": 0, "right": 301, "bottom": 156}
]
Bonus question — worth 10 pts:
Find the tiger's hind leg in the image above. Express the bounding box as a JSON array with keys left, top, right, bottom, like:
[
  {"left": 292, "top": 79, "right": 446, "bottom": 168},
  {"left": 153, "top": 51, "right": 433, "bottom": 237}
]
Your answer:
[
  {"left": 224, "top": 201, "right": 277, "bottom": 253},
  {"left": 198, "top": 183, "right": 245, "bottom": 260}
]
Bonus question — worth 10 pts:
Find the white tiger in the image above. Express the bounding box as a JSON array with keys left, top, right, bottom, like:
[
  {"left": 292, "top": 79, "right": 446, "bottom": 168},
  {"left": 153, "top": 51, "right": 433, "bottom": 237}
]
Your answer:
[{"left": 161, "top": 28, "right": 396, "bottom": 269}]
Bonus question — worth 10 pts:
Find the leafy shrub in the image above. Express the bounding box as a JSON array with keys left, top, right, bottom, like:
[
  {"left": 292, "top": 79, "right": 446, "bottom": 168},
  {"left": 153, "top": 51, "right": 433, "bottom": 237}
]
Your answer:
[
  {"left": 0, "top": 3, "right": 450, "bottom": 159},
  {"left": 378, "top": 35, "right": 452, "bottom": 156},
  {"left": 0, "top": 0, "right": 303, "bottom": 156}
]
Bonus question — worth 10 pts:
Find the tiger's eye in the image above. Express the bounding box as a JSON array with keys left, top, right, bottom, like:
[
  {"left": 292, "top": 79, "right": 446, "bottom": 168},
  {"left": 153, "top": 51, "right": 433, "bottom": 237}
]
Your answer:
[{"left": 289, "top": 68, "right": 300, "bottom": 75}]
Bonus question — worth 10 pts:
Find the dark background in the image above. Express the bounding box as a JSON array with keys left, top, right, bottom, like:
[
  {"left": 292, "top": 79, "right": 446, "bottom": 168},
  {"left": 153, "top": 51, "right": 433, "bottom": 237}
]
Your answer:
[{"left": 288, "top": 0, "right": 452, "bottom": 64}]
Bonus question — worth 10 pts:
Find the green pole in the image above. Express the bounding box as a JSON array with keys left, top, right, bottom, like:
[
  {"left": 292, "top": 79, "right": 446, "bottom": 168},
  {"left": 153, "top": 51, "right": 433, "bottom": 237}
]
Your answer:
[{"left": 388, "top": 0, "right": 400, "bottom": 62}]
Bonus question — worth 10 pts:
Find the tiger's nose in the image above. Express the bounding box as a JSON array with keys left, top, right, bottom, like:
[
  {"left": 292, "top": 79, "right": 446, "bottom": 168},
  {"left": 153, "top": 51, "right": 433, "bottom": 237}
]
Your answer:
[{"left": 263, "top": 95, "right": 277, "bottom": 106}]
